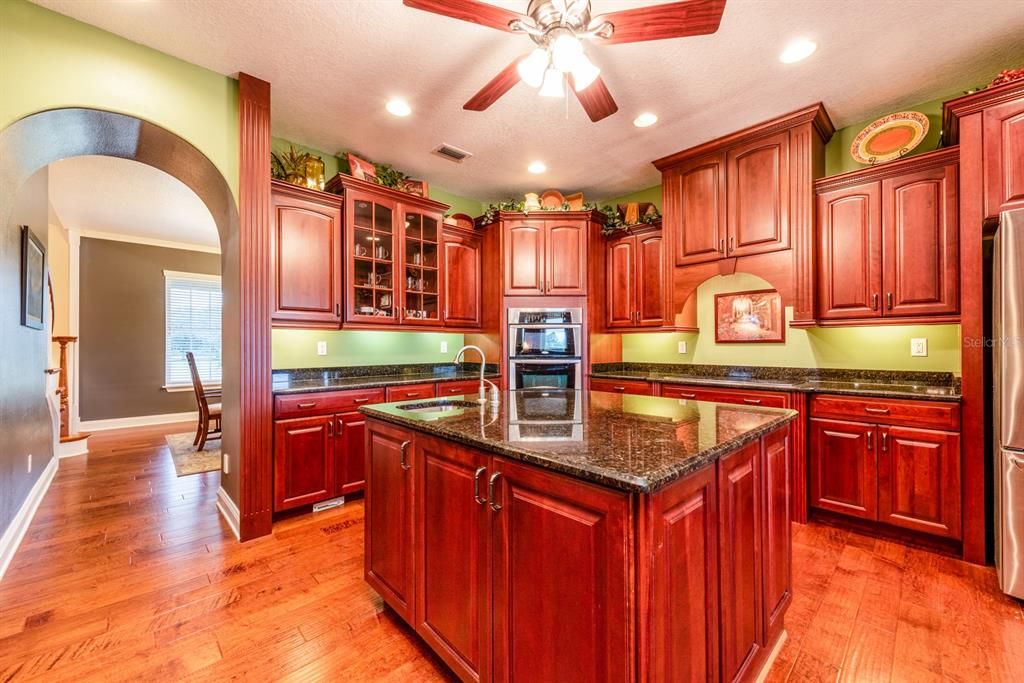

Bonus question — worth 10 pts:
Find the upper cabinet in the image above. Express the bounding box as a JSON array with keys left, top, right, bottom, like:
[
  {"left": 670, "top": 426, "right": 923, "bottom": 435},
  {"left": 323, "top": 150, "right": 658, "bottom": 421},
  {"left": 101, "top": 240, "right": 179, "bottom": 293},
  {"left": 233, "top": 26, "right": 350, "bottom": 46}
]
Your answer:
[
  {"left": 815, "top": 148, "right": 959, "bottom": 324},
  {"left": 442, "top": 227, "right": 482, "bottom": 328},
  {"left": 670, "top": 153, "right": 727, "bottom": 265},
  {"left": 270, "top": 181, "right": 344, "bottom": 328},
  {"left": 490, "top": 211, "right": 600, "bottom": 297},
  {"left": 727, "top": 130, "right": 791, "bottom": 258},
  {"left": 983, "top": 98, "right": 1024, "bottom": 217},
  {"left": 605, "top": 223, "right": 665, "bottom": 329}
]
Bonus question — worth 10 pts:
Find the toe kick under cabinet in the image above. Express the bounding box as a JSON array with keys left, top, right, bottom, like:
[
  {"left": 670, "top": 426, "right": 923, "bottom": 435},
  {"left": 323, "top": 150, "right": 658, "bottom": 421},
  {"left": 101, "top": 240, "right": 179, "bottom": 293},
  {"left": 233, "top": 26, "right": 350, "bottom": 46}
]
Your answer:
[{"left": 808, "top": 394, "right": 962, "bottom": 540}]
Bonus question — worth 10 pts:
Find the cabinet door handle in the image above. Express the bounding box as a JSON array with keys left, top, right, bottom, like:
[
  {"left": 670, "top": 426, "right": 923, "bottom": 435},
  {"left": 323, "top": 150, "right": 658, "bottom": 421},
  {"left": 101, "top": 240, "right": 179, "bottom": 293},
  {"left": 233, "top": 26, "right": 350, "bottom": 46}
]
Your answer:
[
  {"left": 729, "top": 237, "right": 735, "bottom": 252},
  {"left": 297, "top": 402, "right": 317, "bottom": 409},
  {"left": 719, "top": 238, "right": 725, "bottom": 254},
  {"left": 887, "top": 292, "right": 894, "bottom": 310},
  {"left": 473, "top": 467, "right": 487, "bottom": 505},
  {"left": 881, "top": 432, "right": 888, "bottom": 452},
  {"left": 399, "top": 440, "right": 412, "bottom": 470},
  {"left": 326, "top": 421, "right": 333, "bottom": 437},
  {"left": 743, "top": 398, "right": 762, "bottom": 405},
  {"left": 487, "top": 472, "right": 503, "bottom": 511},
  {"left": 336, "top": 418, "right": 343, "bottom": 436},
  {"left": 866, "top": 430, "right": 873, "bottom": 451},
  {"left": 871, "top": 293, "right": 879, "bottom": 311},
  {"left": 335, "top": 303, "right": 340, "bottom": 317},
  {"left": 864, "top": 406, "right": 890, "bottom": 415}
]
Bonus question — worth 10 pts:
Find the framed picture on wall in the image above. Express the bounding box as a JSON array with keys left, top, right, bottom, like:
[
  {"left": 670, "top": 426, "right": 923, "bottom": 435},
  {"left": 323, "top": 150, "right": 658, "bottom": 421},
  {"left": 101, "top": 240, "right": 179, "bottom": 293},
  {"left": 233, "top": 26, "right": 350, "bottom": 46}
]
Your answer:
[
  {"left": 714, "top": 288, "right": 785, "bottom": 343},
  {"left": 21, "top": 225, "right": 45, "bottom": 330}
]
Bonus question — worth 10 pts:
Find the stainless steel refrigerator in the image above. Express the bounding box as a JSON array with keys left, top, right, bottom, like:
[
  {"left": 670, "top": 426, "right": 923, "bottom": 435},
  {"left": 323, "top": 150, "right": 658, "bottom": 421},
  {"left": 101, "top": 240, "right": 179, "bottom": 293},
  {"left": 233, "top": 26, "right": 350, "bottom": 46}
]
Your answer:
[{"left": 995, "top": 209, "right": 1024, "bottom": 599}]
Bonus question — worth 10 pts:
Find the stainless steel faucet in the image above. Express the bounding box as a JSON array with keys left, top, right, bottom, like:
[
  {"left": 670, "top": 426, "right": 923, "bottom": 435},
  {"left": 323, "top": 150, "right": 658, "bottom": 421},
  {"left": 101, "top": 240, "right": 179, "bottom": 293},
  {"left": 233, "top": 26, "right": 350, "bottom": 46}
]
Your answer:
[{"left": 453, "top": 344, "right": 500, "bottom": 404}]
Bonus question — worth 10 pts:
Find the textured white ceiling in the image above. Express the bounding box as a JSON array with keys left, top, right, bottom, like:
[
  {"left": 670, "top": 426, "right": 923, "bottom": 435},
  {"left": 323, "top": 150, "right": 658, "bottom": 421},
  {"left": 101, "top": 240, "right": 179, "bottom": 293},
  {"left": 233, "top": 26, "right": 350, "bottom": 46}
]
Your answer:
[
  {"left": 48, "top": 156, "right": 219, "bottom": 249},
  {"left": 32, "top": 0, "right": 1024, "bottom": 202}
]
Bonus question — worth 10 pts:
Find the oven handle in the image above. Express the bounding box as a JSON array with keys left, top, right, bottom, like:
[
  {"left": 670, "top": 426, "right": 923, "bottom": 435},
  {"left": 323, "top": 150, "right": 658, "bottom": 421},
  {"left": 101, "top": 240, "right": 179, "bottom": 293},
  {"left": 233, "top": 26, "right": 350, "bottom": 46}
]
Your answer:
[
  {"left": 508, "top": 323, "right": 583, "bottom": 329},
  {"left": 509, "top": 358, "right": 583, "bottom": 365}
]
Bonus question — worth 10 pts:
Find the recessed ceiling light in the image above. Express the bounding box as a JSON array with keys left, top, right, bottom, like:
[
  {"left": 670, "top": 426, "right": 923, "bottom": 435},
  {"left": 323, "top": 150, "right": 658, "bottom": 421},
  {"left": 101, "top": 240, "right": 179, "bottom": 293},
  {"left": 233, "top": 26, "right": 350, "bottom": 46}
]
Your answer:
[
  {"left": 386, "top": 98, "right": 412, "bottom": 117},
  {"left": 528, "top": 161, "right": 547, "bottom": 174},
  {"left": 779, "top": 38, "right": 817, "bottom": 64},
  {"left": 633, "top": 112, "right": 658, "bottom": 128}
]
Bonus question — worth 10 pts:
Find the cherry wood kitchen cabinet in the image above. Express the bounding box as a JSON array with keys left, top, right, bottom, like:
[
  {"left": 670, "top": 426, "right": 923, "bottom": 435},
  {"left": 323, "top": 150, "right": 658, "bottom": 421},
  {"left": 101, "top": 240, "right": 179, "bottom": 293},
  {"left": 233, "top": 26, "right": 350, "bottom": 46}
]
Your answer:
[
  {"left": 726, "top": 130, "right": 791, "bottom": 258},
  {"left": 815, "top": 148, "right": 959, "bottom": 323},
  {"left": 809, "top": 394, "right": 962, "bottom": 541},
  {"left": 982, "top": 97, "right": 1024, "bottom": 217},
  {"left": 487, "top": 211, "right": 601, "bottom": 297},
  {"left": 270, "top": 181, "right": 343, "bottom": 328},
  {"left": 589, "top": 377, "right": 655, "bottom": 395},
  {"left": 489, "top": 456, "right": 632, "bottom": 682},
  {"left": 365, "top": 419, "right": 416, "bottom": 622},
  {"left": 442, "top": 227, "right": 482, "bottom": 328},
  {"left": 336, "top": 410, "right": 368, "bottom": 495},
  {"left": 667, "top": 153, "right": 728, "bottom": 266},
  {"left": 414, "top": 436, "right": 490, "bottom": 681},
  {"left": 273, "top": 414, "right": 335, "bottom": 511},
  {"left": 386, "top": 383, "right": 436, "bottom": 402},
  {"left": 604, "top": 223, "right": 665, "bottom": 329},
  {"left": 761, "top": 429, "right": 791, "bottom": 640}
]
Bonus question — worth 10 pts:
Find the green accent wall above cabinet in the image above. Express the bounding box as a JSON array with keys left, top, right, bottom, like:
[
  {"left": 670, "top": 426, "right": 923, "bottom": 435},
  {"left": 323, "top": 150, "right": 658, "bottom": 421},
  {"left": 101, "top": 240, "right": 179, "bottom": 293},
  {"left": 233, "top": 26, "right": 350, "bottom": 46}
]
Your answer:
[{"left": 272, "top": 329, "right": 465, "bottom": 369}]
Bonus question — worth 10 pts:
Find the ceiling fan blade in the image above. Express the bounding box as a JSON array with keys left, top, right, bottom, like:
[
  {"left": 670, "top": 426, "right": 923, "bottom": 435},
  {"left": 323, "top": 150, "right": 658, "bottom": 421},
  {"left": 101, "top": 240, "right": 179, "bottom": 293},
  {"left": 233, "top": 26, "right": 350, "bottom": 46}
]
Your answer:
[
  {"left": 464, "top": 58, "right": 523, "bottom": 111},
  {"left": 571, "top": 75, "right": 618, "bottom": 123},
  {"left": 593, "top": 0, "right": 727, "bottom": 44},
  {"left": 403, "top": 0, "right": 527, "bottom": 32}
]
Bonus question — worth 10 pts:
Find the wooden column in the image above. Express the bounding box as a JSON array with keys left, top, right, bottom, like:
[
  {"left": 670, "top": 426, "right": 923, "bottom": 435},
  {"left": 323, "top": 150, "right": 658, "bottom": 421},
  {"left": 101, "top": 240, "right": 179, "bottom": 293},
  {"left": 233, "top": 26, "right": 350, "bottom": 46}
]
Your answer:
[
  {"left": 238, "top": 73, "right": 274, "bottom": 541},
  {"left": 52, "top": 335, "right": 76, "bottom": 438}
]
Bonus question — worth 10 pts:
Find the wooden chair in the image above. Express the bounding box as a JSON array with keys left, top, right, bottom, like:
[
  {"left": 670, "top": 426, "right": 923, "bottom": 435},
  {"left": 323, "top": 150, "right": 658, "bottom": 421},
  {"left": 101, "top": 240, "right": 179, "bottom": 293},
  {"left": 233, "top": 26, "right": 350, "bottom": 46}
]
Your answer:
[{"left": 186, "top": 351, "right": 221, "bottom": 451}]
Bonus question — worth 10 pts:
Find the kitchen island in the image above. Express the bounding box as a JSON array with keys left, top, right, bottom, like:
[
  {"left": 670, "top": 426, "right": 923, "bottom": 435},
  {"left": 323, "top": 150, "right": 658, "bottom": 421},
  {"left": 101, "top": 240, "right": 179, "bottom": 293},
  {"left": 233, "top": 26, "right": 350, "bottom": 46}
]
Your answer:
[{"left": 360, "top": 390, "right": 798, "bottom": 683}]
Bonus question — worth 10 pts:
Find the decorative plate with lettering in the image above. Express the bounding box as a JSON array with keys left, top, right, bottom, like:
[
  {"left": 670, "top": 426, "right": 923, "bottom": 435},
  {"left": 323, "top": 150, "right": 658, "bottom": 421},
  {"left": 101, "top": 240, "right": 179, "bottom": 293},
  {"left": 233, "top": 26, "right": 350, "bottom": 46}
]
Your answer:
[{"left": 850, "top": 111, "right": 929, "bottom": 164}]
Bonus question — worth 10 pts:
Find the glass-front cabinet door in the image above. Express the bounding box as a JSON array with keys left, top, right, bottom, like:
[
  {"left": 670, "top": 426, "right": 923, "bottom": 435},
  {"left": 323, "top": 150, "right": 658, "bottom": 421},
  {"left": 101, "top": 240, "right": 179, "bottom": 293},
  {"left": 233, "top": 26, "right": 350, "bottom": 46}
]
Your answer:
[
  {"left": 400, "top": 208, "right": 442, "bottom": 325},
  {"left": 346, "top": 190, "right": 398, "bottom": 324}
]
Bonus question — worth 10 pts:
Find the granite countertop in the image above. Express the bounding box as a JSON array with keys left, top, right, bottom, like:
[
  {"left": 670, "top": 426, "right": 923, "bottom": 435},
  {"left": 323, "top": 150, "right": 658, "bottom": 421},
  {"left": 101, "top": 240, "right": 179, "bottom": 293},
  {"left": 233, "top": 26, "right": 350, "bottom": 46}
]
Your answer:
[
  {"left": 272, "top": 371, "right": 500, "bottom": 395},
  {"left": 589, "top": 364, "right": 961, "bottom": 402},
  {"left": 360, "top": 389, "right": 797, "bottom": 493}
]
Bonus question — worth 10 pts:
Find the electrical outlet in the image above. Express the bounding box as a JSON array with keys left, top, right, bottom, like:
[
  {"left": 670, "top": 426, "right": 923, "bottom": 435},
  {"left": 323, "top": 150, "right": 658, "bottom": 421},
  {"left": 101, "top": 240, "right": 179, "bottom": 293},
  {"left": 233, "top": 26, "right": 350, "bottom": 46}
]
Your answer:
[
  {"left": 316, "top": 341, "right": 327, "bottom": 356},
  {"left": 27, "top": 454, "right": 32, "bottom": 474},
  {"left": 678, "top": 341, "right": 688, "bottom": 355},
  {"left": 440, "top": 341, "right": 448, "bottom": 353},
  {"left": 911, "top": 338, "right": 928, "bottom": 357},
  {"left": 222, "top": 453, "right": 230, "bottom": 474}
]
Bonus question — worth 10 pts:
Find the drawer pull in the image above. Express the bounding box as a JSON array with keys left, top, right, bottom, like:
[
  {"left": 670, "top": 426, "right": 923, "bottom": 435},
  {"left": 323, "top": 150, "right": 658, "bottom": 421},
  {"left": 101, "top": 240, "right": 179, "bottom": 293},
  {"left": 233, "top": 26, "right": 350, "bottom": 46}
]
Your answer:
[
  {"left": 405, "top": 392, "right": 421, "bottom": 398},
  {"left": 743, "top": 398, "right": 763, "bottom": 405},
  {"left": 864, "top": 407, "right": 890, "bottom": 415},
  {"left": 297, "top": 402, "right": 317, "bottom": 409},
  {"left": 613, "top": 386, "right": 626, "bottom": 392},
  {"left": 353, "top": 398, "right": 370, "bottom": 404},
  {"left": 676, "top": 392, "right": 697, "bottom": 399}
]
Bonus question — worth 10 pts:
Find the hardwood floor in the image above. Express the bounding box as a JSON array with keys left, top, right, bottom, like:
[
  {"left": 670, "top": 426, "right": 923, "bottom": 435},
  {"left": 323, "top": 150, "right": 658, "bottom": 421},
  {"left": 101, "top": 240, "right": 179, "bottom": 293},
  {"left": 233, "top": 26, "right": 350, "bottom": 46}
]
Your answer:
[{"left": 1, "top": 423, "right": 1021, "bottom": 682}]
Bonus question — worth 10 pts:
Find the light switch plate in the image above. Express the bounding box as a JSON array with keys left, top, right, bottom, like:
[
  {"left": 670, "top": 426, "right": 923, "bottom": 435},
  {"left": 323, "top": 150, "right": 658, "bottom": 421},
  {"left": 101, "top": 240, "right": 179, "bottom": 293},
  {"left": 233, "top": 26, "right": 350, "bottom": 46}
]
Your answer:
[
  {"left": 316, "top": 341, "right": 327, "bottom": 356},
  {"left": 678, "top": 341, "right": 688, "bottom": 355},
  {"left": 911, "top": 338, "right": 928, "bottom": 357},
  {"left": 440, "top": 341, "right": 448, "bottom": 353}
]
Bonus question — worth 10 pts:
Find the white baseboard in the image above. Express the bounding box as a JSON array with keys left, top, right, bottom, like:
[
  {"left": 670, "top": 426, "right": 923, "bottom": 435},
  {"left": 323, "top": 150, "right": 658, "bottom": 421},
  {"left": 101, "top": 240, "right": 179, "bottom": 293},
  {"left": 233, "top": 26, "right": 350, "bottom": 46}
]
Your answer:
[
  {"left": 216, "top": 487, "right": 240, "bottom": 541},
  {"left": 57, "top": 437, "right": 89, "bottom": 459},
  {"left": 0, "top": 455, "right": 59, "bottom": 582},
  {"left": 80, "top": 411, "right": 197, "bottom": 432}
]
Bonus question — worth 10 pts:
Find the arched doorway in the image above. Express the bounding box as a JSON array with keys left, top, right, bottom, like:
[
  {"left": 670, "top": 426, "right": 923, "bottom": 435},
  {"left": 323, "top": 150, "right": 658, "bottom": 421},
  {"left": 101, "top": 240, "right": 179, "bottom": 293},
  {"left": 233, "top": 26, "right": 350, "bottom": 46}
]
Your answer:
[{"left": 0, "top": 107, "right": 262, "bottom": 539}]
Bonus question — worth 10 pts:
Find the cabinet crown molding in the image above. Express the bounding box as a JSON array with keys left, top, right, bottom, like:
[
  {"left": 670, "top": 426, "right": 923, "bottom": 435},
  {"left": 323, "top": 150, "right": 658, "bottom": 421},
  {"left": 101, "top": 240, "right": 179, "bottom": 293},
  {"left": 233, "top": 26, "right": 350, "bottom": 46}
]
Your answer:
[
  {"left": 271, "top": 178, "right": 343, "bottom": 205},
  {"left": 652, "top": 102, "right": 835, "bottom": 171},
  {"left": 942, "top": 79, "right": 1024, "bottom": 144},
  {"left": 813, "top": 146, "right": 960, "bottom": 192},
  {"left": 326, "top": 173, "right": 450, "bottom": 213},
  {"left": 476, "top": 209, "right": 606, "bottom": 228}
]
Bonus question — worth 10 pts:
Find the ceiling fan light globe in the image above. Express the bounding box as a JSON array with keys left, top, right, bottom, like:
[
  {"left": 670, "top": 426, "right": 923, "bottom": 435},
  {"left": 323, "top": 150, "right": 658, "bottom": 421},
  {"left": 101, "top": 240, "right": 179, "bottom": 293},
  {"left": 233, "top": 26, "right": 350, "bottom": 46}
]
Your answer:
[
  {"left": 517, "top": 48, "right": 549, "bottom": 88},
  {"left": 570, "top": 54, "right": 600, "bottom": 91},
  {"left": 550, "top": 31, "right": 584, "bottom": 73},
  {"left": 539, "top": 67, "right": 565, "bottom": 97}
]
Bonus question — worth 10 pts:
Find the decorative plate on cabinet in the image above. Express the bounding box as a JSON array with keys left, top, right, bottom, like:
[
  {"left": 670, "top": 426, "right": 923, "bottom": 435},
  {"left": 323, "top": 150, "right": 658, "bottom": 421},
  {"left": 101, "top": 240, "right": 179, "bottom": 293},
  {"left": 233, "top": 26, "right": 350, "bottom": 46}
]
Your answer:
[
  {"left": 539, "top": 190, "right": 565, "bottom": 209},
  {"left": 850, "top": 111, "right": 929, "bottom": 164}
]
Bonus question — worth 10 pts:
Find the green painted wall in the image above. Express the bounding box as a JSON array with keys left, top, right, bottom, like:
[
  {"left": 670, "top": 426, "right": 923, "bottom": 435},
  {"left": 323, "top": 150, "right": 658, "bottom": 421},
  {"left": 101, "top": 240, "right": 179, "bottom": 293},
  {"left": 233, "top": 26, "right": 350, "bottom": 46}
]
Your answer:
[
  {"left": 271, "top": 136, "right": 484, "bottom": 216},
  {"left": 824, "top": 92, "right": 964, "bottom": 177},
  {"left": 272, "top": 329, "right": 465, "bottom": 369},
  {"left": 622, "top": 273, "right": 961, "bottom": 372},
  {"left": 600, "top": 185, "right": 662, "bottom": 211},
  {"left": 1, "top": 0, "right": 240, "bottom": 199}
]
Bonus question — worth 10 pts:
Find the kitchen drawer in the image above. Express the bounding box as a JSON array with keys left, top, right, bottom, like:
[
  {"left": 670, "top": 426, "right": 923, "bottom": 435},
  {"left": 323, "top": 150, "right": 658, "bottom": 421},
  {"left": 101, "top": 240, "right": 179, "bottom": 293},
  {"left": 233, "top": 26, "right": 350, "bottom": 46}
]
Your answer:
[
  {"left": 589, "top": 377, "right": 654, "bottom": 395},
  {"left": 436, "top": 379, "right": 484, "bottom": 397},
  {"left": 659, "top": 383, "right": 789, "bottom": 407},
  {"left": 274, "top": 387, "right": 386, "bottom": 419},
  {"left": 810, "top": 394, "right": 960, "bottom": 431},
  {"left": 386, "top": 383, "right": 437, "bottom": 402}
]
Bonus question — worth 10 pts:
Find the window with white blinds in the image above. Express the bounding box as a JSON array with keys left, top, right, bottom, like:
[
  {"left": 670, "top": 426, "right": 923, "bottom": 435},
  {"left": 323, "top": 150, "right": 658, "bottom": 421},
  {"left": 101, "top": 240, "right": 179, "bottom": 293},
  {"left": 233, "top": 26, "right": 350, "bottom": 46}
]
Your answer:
[{"left": 165, "top": 270, "right": 222, "bottom": 388}]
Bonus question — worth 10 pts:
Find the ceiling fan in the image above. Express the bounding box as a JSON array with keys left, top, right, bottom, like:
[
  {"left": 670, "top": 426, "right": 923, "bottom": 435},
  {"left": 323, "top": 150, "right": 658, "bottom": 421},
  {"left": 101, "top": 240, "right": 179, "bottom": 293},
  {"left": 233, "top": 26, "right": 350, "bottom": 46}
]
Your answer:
[{"left": 403, "top": 0, "right": 727, "bottom": 122}]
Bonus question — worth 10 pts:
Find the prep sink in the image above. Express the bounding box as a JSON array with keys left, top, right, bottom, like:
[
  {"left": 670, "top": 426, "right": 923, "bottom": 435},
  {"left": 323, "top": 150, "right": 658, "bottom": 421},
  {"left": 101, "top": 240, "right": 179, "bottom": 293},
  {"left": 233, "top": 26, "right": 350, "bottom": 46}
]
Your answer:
[{"left": 396, "top": 398, "right": 480, "bottom": 414}]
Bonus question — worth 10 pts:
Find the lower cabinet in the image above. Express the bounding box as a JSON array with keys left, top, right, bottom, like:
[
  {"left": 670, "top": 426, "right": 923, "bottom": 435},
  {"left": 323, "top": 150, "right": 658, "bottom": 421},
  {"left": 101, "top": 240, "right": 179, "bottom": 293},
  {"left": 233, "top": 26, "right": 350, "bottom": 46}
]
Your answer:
[
  {"left": 589, "top": 377, "right": 654, "bottom": 395},
  {"left": 365, "top": 419, "right": 416, "bottom": 622},
  {"left": 809, "top": 395, "right": 962, "bottom": 540},
  {"left": 366, "top": 419, "right": 792, "bottom": 683},
  {"left": 273, "top": 415, "right": 335, "bottom": 511},
  {"left": 337, "top": 410, "right": 367, "bottom": 495}
]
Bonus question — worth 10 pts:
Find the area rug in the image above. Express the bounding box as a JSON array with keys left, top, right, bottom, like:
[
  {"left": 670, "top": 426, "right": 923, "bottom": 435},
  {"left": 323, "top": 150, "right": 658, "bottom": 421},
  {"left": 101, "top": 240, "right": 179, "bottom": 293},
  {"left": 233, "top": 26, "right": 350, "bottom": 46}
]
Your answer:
[{"left": 165, "top": 432, "right": 221, "bottom": 477}]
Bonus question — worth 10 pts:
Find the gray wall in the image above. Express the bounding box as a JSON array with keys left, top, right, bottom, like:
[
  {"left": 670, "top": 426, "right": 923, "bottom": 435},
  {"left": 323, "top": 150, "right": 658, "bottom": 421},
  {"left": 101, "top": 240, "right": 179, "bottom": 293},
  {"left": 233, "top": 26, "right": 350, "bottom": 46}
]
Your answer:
[
  {"left": 0, "top": 168, "right": 54, "bottom": 539},
  {"left": 79, "top": 238, "right": 220, "bottom": 420}
]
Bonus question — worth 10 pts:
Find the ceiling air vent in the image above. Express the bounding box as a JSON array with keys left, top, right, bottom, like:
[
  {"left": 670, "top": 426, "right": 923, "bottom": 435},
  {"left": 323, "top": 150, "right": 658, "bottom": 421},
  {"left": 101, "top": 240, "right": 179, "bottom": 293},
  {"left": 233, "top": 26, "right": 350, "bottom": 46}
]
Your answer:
[{"left": 432, "top": 143, "right": 473, "bottom": 163}]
